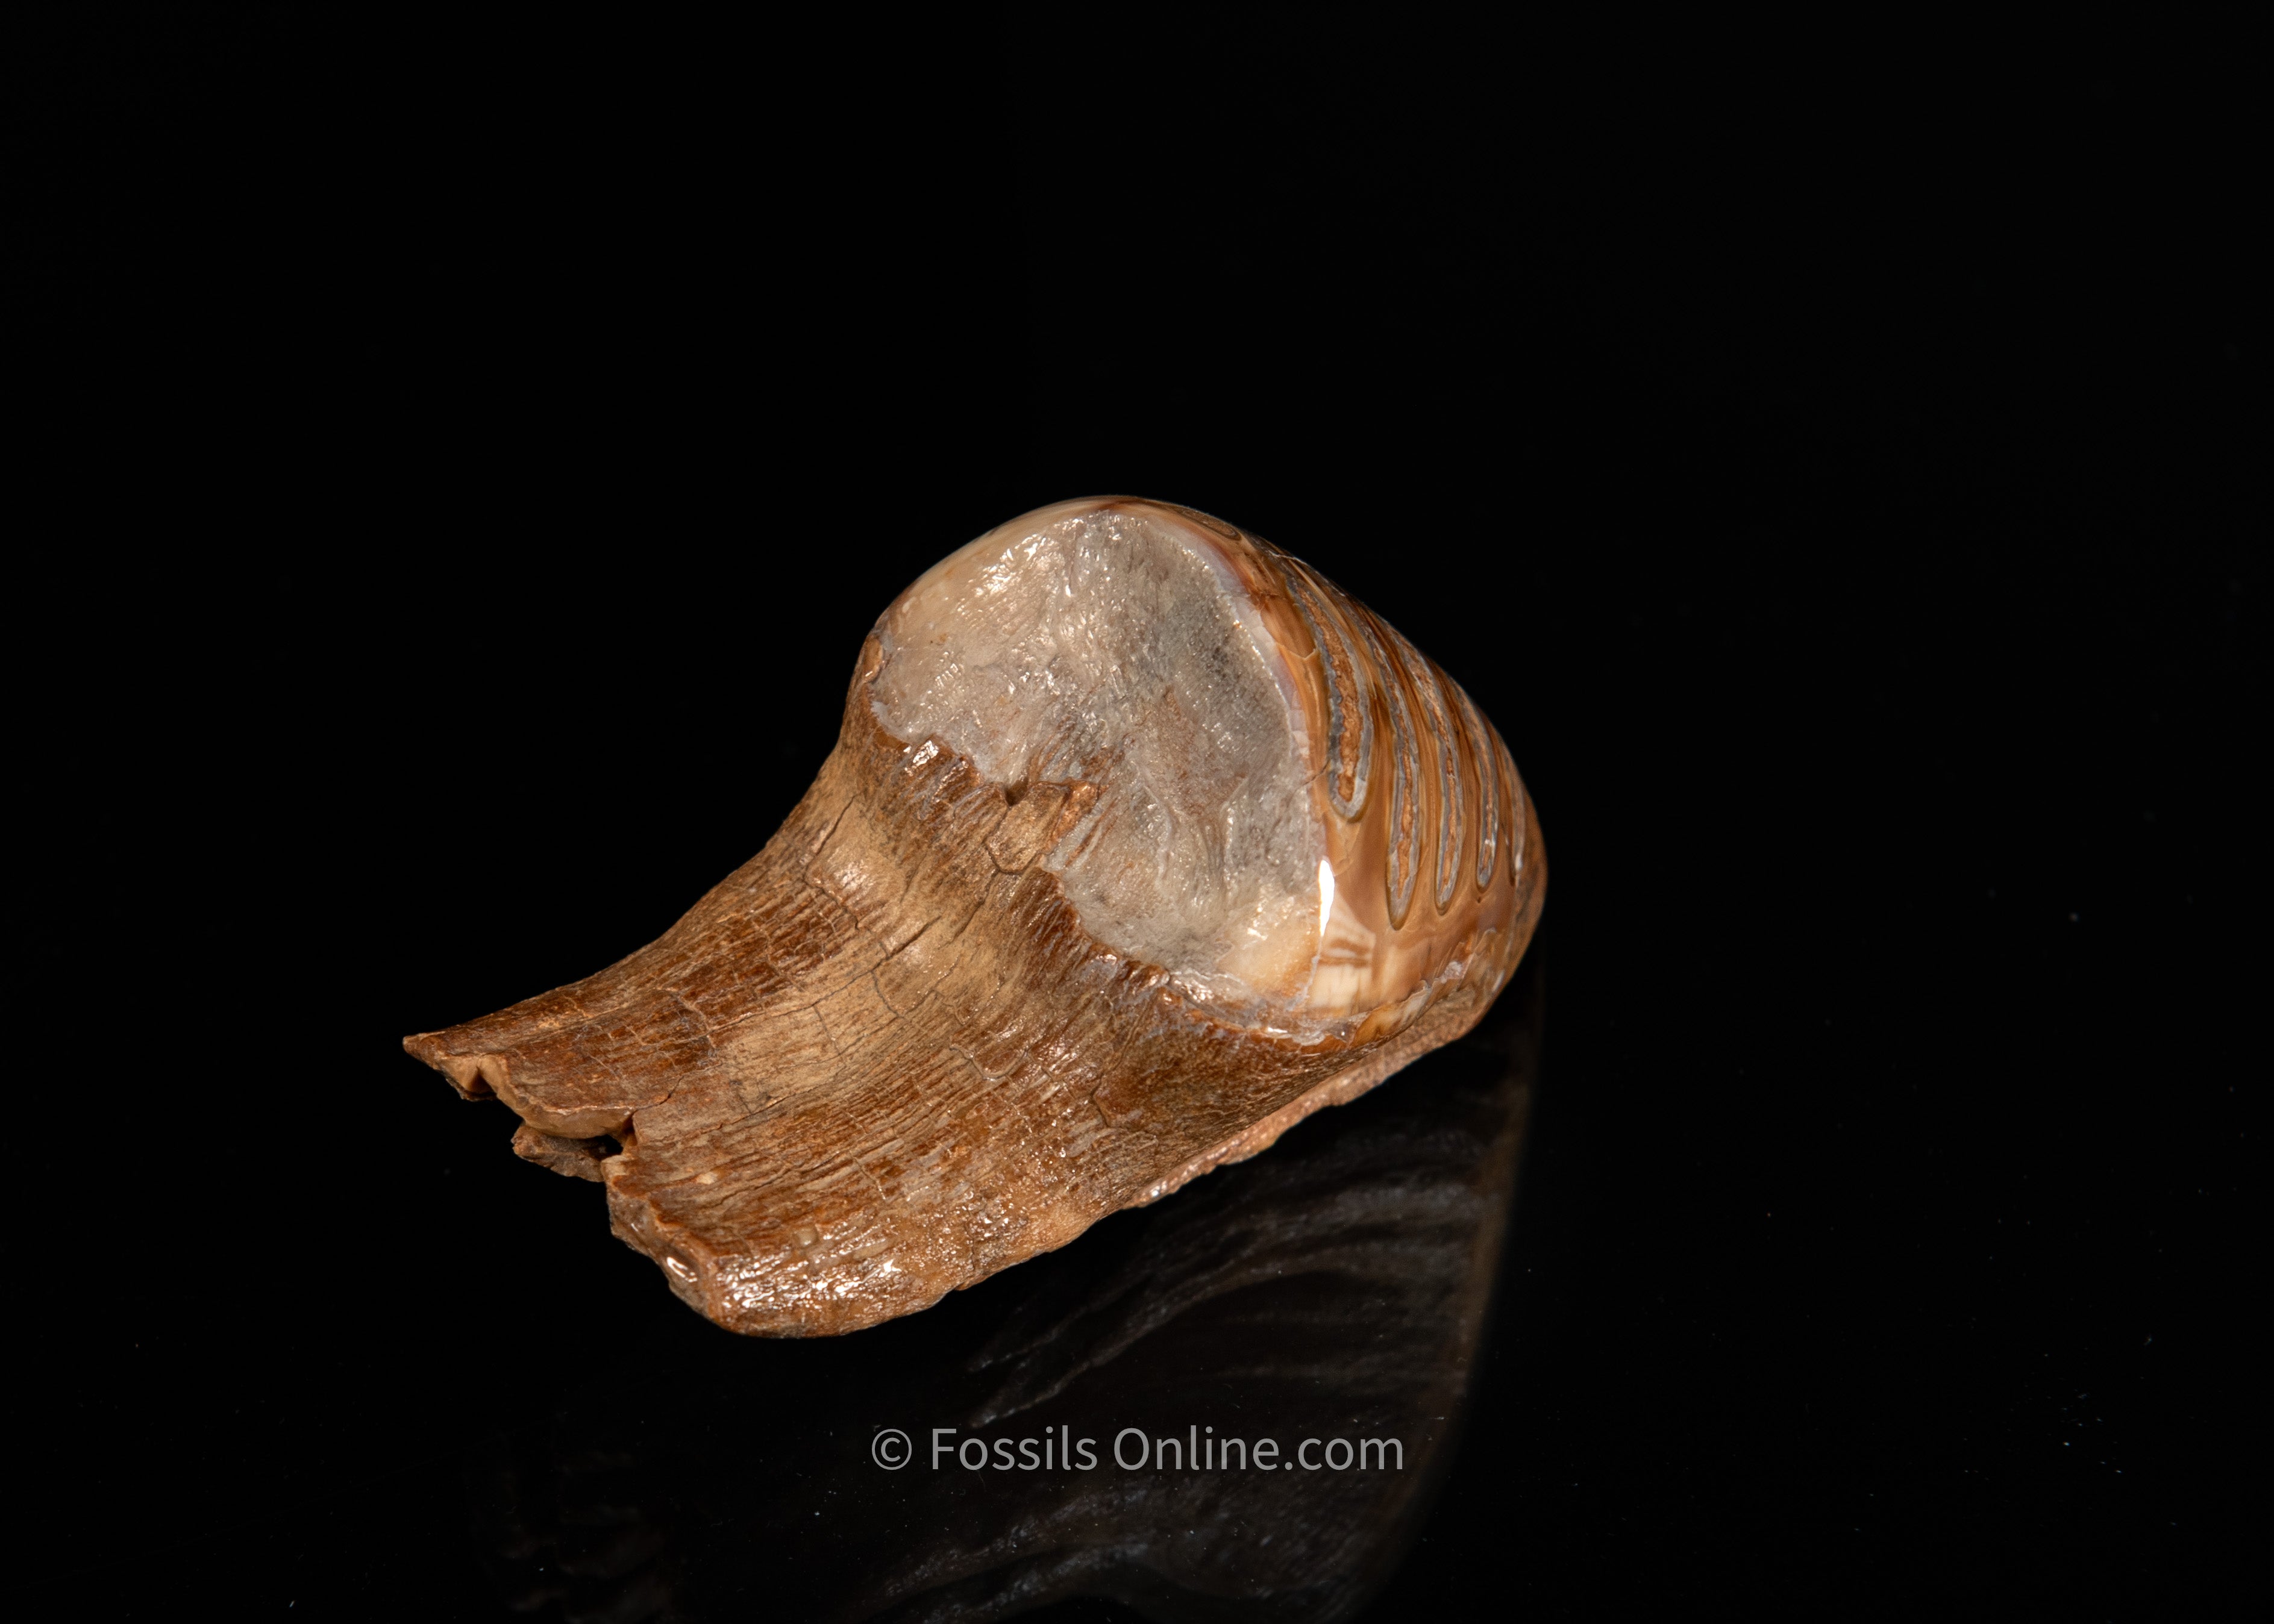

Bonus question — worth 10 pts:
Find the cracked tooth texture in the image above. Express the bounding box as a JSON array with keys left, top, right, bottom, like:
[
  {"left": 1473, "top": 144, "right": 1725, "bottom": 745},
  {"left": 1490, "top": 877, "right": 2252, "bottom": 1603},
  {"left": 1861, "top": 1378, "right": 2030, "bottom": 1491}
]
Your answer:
[{"left": 404, "top": 496, "right": 1546, "bottom": 1335}]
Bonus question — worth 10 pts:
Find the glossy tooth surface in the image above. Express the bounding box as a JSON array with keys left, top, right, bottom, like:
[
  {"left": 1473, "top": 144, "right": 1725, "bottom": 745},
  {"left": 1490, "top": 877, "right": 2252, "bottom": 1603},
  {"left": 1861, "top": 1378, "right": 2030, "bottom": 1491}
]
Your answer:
[{"left": 404, "top": 498, "right": 1545, "bottom": 1335}]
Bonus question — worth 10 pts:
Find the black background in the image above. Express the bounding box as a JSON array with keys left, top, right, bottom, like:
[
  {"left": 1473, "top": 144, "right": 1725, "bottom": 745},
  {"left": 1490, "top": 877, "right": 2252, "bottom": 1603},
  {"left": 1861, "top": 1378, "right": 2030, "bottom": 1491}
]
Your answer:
[{"left": 12, "top": 8, "right": 2257, "bottom": 1619}]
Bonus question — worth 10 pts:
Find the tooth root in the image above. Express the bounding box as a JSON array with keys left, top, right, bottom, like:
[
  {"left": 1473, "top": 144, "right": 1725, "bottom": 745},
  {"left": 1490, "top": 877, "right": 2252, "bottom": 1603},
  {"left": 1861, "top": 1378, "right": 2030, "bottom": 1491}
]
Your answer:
[
  {"left": 984, "top": 781, "right": 1079, "bottom": 872},
  {"left": 511, "top": 1123, "right": 612, "bottom": 1182},
  {"left": 405, "top": 497, "right": 1544, "bottom": 1335}
]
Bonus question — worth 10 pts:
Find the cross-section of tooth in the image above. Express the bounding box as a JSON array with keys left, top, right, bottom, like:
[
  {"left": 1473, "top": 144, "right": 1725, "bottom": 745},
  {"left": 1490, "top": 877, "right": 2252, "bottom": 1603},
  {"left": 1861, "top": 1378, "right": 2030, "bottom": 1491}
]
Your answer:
[{"left": 404, "top": 498, "right": 1545, "bottom": 1335}]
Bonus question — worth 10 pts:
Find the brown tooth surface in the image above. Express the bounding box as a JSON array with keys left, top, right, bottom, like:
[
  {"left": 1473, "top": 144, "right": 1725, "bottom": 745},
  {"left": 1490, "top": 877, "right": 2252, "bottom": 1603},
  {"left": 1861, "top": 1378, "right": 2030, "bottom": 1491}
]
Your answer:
[{"left": 404, "top": 496, "right": 1546, "bottom": 1336}]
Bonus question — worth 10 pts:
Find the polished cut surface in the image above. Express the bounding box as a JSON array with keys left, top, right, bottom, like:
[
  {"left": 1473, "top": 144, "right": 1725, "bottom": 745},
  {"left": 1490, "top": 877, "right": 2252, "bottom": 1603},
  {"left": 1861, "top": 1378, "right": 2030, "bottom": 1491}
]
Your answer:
[
  {"left": 404, "top": 498, "right": 1545, "bottom": 1335},
  {"left": 874, "top": 508, "right": 1321, "bottom": 1013}
]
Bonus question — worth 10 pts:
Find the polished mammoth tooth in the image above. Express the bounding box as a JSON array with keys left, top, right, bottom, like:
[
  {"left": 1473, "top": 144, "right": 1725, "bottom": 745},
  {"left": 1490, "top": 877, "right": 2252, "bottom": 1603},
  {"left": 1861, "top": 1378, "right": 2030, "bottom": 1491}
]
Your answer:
[{"left": 404, "top": 496, "right": 1546, "bottom": 1336}]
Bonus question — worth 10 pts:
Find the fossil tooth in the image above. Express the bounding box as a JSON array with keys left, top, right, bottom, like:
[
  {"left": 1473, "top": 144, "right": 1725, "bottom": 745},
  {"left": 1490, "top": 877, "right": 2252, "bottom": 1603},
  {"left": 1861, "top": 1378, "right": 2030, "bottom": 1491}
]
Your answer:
[{"left": 404, "top": 497, "right": 1545, "bottom": 1336}]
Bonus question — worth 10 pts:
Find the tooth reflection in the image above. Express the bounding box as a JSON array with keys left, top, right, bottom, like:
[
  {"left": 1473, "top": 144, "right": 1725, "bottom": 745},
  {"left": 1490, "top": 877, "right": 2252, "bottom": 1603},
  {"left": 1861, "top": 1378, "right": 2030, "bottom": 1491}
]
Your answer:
[{"left": 468, "top": 953, "right": 1544, "bottom": 1622}]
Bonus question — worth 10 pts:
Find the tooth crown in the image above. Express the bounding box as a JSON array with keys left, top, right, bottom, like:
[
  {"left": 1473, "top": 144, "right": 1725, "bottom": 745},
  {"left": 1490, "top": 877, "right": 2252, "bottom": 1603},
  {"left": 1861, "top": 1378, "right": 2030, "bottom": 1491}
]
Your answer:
[
  {"left": 404, "top": 498, "right": 1544, "bottom": 1336},
  {"left": 1246, "top": 527, "right": 1530, "bottom": 1016}
]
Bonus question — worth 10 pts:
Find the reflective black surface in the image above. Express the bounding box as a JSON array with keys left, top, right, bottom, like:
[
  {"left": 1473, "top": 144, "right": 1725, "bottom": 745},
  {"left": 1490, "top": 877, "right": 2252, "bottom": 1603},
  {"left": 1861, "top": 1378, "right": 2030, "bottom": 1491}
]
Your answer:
[
  {"left": 466, "top": 960, "right": 1539, "bottom": 1622},
  {"left": 17, "top": 14, "right": 2252, "bottom": 1620}
]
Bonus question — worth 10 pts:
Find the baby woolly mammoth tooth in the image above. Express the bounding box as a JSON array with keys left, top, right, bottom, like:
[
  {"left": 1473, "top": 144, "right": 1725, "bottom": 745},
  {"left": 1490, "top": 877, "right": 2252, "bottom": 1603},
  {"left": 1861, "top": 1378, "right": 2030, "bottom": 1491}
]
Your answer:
[{"left": 404, "top": 497, "right": 1546, "bottom": 1336}]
